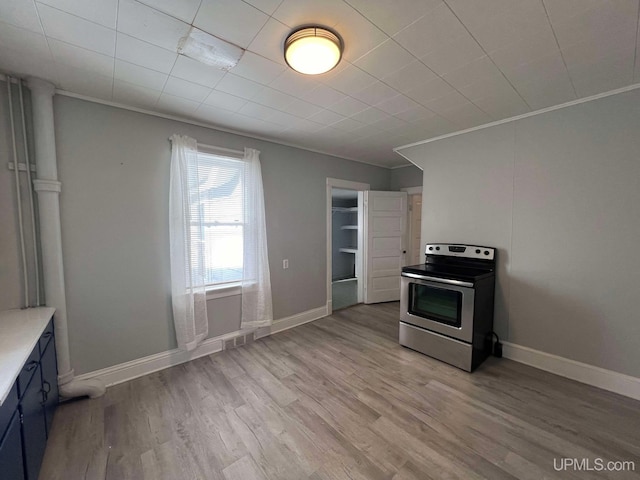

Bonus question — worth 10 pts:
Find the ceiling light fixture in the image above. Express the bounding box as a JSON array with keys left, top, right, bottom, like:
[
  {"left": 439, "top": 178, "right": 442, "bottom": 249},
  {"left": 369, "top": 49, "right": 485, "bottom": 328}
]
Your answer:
[{"left": 284, "top": 27, "right": 343, "bottom": 75}]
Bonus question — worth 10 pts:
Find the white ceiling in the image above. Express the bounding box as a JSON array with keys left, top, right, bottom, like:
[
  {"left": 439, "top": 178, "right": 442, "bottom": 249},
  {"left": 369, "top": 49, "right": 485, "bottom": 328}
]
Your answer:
[{"left": 0, "top": 0, "right": 639, "bottom": 168}]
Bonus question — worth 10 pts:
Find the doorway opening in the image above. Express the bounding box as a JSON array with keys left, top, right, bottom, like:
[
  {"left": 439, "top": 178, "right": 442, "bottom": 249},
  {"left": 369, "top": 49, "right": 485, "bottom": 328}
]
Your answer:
[
  {"left": 402, "top": 186, "right": 423, "bottom": 266},
  {"left": 331, "top": 188, "right": 359, "bottom": 310},
  {"left": 326, "top": 178, "right": 369, "bottom": 314}
]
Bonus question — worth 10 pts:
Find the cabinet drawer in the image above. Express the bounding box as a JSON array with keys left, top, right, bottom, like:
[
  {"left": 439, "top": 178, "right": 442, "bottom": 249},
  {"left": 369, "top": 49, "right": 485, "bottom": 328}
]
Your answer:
[
  {"left": 39, "top": 320, "right": 54, "bottom": 356},
  {"left": 0, "top": 383, "right": 19, "bottom": 443},
  {"left": 17, "top": 347, "right": 40, "bottom": 399}
]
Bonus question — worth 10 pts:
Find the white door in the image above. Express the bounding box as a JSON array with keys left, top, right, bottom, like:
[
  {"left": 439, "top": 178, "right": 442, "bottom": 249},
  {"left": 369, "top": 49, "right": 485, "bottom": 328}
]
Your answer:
[{"left": 362, "top": 191, "right": 407, "bottom": 304}]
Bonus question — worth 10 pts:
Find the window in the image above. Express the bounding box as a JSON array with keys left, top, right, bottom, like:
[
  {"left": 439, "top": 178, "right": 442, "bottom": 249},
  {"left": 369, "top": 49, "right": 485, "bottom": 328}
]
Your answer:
[
  {"left": 171, "top": 136, "right": 271, "bottom": 335},
  {"left": 188, "top": 152, "right": 245, "bottom": 287}
]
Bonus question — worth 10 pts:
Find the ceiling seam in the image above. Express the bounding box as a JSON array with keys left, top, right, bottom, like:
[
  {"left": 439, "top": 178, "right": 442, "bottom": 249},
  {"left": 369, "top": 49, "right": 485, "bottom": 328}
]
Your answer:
[
  {"left": 133, "top": 0, "right": 277, "bottom": 49},
  {"left": 335, "top": 2, "right": 486, "bottom": 130},
  {"left": 333, "top": 58, "right": 466, "bottom": 137},
  {"left": 114, "top": 58, "right": 171, "bottom": 76},
  {"left": 19, "top": 0, "right": 634, "bottom": 166},
  {"left": 116, "top": 31, "right": 174, "bottom": 55},
  {"left": 30, "top": 0, "right": 47, "bottom": 37},
  {"left": 126, "top": 2, "right": 250, "bottom": 115},
  {"left": 540, "top": 0, "right": 578, "bottom": 99},
  {"left": 368, "top": 4, "right": 516, "bottom": 127},
  {"left": 31, "top": 1, "right": 58, "bottom": 85},
  {"left": 35, "top": 2, "right": 111, "bottom": 29},
  {"left": 257, "top": 2, "right": 481, "bottom": 145},
  {"left": 133, "top": 0, "right": 195, "bottom": 28},
  {"left": 133, "top": 0, "right": 279, "bottom": 77},
  {"left": 208, "top": 0, "right": 288, "bottom": 64},
  {"left": 287, "top": 0, "right": 459, "bottom": 133},
  {"left": 191, "top": 0, "right": 204, "bottom": 24},
  {"left": 312, "top": 64, "right": 418, "bottom": 138},
  {"left": 442, "top": 0, "right": 533, "bottom": 112},
  {"left": 155, "top": 55, "right": 180, "bottom": 110},
  {"left": 280, "top": 0, "right": 510, "bottom": 137},
  {"left": 408, "top": 54, "right": 495, "bottom": 127},
  {"left": 332, "top": 0, "right": 403, "bottom": 62}
]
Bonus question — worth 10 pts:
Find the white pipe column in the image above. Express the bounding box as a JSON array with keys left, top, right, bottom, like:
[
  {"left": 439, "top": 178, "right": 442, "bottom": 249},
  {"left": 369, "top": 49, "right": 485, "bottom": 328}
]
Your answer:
[{"left": 27, "top": 77, "right": 105, "bottom": 399}]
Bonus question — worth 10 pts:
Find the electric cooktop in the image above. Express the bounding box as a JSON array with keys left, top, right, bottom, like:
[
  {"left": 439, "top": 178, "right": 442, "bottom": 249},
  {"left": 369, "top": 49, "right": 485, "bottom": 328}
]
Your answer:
[
  {"left": 402, "top": 243, "right": 496, "bottom": 284},
  {"left": 402, "top": 263, "right": 494, "bottom": 283}
]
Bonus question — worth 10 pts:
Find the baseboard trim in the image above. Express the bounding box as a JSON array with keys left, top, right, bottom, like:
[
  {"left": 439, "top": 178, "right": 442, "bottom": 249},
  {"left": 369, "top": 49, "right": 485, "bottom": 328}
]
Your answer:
[
  {"left": 75, "top": 304, "right": 329, "bottom": 388},
  {"left": 74, "top": 337, "right": 224, "bottom": 388},
  {"left": 256, "top": 304, "right": 329, "bottom": 338},
  {"left": 503, "top": 341, "right": 640, "bottom": 401}
]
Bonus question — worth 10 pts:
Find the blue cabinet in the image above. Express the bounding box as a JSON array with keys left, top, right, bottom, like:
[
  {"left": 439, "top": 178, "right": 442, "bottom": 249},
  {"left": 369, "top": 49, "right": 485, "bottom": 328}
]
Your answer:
[
  {"left": 0, "top": 317, "right": 58, "bottom": 480},
  {"left": 0, "top": 411, "right": 25, "bottom": 480},
  {"left": 0, "top": 384, "right": 18, "bottom": 444},
  {"left": 40, "top": 339, "right": 58, "bottom": 437},
  {"left": 20, "top": 364, "right": 47, "bottom": 480}
]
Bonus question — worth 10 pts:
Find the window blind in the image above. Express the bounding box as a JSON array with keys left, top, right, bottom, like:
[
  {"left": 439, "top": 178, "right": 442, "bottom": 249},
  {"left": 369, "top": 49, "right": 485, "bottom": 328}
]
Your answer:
[{"left": 189, "top": 152, "right": 245, "bottom": 286}]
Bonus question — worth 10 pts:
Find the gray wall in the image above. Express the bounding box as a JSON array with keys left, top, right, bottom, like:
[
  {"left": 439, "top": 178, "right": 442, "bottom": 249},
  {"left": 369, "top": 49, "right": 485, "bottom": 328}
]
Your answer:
[
  {"left": 399, "top": 89, "right": 640, "bottom": 378},
  {"left": 389, "top": 164, "right": 423, "bottom": 190},
  {"left": 53, "top": 96, "right": 390, "bottom": 374}
]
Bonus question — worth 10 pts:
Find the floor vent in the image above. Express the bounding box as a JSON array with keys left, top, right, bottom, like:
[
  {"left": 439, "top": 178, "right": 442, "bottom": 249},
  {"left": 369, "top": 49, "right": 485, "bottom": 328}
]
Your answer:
[{"left": 223, "top": 332, "right": 255, "bottom": 350}]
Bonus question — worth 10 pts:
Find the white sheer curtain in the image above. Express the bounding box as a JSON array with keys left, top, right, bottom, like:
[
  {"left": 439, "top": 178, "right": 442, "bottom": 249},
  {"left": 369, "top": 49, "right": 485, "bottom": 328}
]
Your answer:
[
  {"left": 241, "top": 148, "right": 273, "bottom": 328},
  {"left": 169, "top": 134, "right": 208, "bottom": 351}
]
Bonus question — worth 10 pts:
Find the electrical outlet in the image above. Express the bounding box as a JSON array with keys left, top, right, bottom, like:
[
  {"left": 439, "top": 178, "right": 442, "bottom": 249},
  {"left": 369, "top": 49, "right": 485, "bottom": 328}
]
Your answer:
[{"left": 283, "top": 259, "right": 289, "bottom": 269}]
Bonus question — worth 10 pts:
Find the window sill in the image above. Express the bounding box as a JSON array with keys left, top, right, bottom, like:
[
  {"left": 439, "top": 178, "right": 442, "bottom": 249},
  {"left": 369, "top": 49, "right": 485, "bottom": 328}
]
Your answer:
[{"left": 206, "top": 283, "right": 242, "bottom": 300}]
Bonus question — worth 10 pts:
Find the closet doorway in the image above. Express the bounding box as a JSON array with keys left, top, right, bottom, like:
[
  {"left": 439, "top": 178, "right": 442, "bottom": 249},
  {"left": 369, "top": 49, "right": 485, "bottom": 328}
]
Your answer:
[
  {"left": 326, "top": 178, "right": 369, "bottom": 314},
  {"left": 332, "top": 188, "right": 359, "bottom": 310},
  {"left": 402, "top": 186, "right": 423, "bottom": 266}
]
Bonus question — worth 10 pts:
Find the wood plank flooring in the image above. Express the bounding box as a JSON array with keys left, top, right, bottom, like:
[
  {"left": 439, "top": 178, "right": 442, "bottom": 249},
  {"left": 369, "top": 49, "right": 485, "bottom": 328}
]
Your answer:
[{"left": 40, "top": 302, "right": 640, "bottom": 480}]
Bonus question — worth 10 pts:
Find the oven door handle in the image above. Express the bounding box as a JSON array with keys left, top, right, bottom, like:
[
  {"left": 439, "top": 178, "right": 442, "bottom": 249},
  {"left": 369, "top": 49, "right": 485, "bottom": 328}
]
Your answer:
[{"left": 401, "top": 272, "right": 474, "bottom": 288}]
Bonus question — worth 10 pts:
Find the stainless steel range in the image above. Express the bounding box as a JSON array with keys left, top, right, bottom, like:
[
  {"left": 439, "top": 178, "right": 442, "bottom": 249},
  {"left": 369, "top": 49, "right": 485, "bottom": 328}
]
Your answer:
[{"left": 400, "top": 243, "right": 496, "bottom": 372}]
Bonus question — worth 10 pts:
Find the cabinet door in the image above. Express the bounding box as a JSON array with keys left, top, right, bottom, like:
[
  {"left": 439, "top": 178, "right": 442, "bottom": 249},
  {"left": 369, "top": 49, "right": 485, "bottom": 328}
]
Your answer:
[
  {"left": 0, "top": 411, "right": 26, "bottom": 480},
  {"left": 0, "top": 383, "right": 19, "bottom": 442},
  {"left": 20, "top": 365, "right": 47, "bottom": 480},
  {"left": 40, "top": 340, "right": 58, "bottom": 437}
]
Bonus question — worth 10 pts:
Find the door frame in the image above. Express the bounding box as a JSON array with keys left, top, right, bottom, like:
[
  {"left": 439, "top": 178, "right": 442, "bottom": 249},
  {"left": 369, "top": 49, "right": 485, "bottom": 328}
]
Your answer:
[
  {"left": 401, "top": 186, "right": 423, "bottom": 267},
  {"left": 326, "top": 178, "right": 370, "bottom": 315}
]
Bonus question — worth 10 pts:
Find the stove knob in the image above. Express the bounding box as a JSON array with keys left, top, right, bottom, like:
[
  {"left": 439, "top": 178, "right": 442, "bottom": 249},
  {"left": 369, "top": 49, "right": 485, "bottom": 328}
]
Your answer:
[
  {"left": 435, "top": 246, "right": 440, "bottom": 251},
  {"left": 428, "top": 246, "right": 433, "bottom": 251},
  {"left": 475, "top": 249, "right": 481, "bottom": 254},
  {"left": 484, "top": 250, "right": 490, "bottom": 255}
]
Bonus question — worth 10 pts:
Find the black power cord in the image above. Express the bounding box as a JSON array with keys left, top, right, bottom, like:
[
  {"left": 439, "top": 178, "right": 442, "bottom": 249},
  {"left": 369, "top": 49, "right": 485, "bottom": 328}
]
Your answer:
[{"left": 490, "top": 331, "right": 503, "bottom": 358}]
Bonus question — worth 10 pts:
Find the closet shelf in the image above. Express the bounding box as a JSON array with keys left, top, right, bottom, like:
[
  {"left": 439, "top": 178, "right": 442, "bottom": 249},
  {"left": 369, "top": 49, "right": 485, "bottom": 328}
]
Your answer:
[
  {"left": 339, "top": 247, "right": 357, "bottom": 254},
  {"left": 332, "top": 207, "right": 358, "bottom": 213},
  {"left": 340, "top": 225, "right": 358, "bottom": 230}
]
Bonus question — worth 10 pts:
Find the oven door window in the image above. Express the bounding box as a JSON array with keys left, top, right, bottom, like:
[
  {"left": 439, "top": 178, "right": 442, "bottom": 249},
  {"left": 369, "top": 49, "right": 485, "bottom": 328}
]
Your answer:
[{"left": 409, "top": 283, "right": 462, "bottom": 327}]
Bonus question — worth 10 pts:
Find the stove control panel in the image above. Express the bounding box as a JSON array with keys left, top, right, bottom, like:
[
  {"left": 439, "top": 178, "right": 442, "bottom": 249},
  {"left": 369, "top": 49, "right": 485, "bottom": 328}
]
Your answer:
[{"left": 425, "top": 243, "right": 495, "bottom": 261}]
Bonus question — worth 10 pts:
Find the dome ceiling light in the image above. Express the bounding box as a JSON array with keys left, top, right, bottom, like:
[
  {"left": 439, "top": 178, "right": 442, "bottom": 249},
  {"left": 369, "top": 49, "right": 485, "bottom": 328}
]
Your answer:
[{"left": 284, "top": 27, "right": 343, "bottom": 75}]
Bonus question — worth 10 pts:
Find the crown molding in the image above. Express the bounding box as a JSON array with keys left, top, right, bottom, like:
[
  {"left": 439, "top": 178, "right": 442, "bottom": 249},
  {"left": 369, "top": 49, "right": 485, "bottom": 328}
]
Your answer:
[
  {"left": 54, "top": 89, "right": 397, "bottom": 169},
  {"left": 394, "top": 82, "right": 640, "bottom": 153}
]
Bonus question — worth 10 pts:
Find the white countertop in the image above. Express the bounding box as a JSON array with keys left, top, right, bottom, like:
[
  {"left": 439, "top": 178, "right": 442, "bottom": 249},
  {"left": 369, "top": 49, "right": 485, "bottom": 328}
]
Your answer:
[{"left": 0, "top": 307, "right": 55, "bottom": 406}]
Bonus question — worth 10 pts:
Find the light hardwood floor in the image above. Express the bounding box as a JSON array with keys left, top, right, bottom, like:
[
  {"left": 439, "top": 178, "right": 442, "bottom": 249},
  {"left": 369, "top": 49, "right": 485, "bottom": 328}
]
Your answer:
[{"left": 40, "top": 302, "right": 640, "bottom": 480}]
